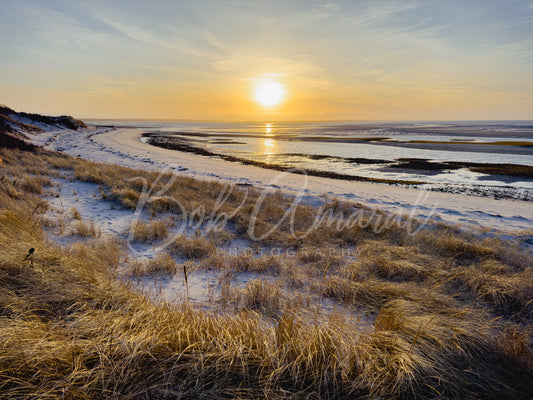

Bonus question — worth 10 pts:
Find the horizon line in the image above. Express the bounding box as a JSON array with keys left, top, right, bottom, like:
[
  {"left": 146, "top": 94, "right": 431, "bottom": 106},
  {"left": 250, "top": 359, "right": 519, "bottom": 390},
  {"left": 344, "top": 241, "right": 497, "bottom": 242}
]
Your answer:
[{"left": 82, "top": 117, "right": 533, "bottom": 124}]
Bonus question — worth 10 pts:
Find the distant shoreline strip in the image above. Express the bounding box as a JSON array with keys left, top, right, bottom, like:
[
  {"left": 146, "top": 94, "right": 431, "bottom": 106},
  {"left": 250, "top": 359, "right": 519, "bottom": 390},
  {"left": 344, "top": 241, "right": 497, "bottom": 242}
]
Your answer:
[{"left": 141, "top": 132, "right": 533, "bottom": 183}]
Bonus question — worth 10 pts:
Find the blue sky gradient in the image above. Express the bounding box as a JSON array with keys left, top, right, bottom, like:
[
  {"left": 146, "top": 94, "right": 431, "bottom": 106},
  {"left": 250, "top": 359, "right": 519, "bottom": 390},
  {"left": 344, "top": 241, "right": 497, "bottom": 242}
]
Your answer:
[{"left": 1, "top": 0, "right": 532, "bottom": 120}]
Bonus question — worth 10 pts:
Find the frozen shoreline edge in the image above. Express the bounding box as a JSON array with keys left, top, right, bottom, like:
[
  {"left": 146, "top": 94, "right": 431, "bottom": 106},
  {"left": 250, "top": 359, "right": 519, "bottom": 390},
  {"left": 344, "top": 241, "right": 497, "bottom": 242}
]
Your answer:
[{"left": 41, "top": 126, "right": 533, "bottom": 233}]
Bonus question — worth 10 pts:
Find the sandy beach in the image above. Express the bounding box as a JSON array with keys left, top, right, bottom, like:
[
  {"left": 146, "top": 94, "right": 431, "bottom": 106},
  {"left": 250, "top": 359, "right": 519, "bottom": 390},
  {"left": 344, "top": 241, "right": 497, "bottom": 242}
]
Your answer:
[{"left": 42, "top": 126, "right": 533, "bottom": 233}]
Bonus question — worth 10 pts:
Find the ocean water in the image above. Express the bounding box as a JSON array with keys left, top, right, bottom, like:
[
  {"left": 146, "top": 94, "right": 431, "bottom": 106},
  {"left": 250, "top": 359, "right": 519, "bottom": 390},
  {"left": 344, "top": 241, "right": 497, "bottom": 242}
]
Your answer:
[{"left": 90, "top": 120, "right": 533, "bottom": 199}]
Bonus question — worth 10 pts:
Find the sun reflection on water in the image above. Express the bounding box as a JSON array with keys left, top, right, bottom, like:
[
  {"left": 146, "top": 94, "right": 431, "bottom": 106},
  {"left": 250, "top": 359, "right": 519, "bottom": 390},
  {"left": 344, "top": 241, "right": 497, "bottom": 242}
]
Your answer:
[
  {"left": 261, "top": 123, "right": 276, "bottom": 162},
  {"left": 263, "top": 138, "right": 275, "bottom": 153}
]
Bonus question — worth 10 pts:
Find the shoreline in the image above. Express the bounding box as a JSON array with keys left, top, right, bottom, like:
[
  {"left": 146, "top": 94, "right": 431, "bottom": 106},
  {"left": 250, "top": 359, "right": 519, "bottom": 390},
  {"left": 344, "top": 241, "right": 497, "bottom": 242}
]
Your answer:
[
  {"left": 42, "top": 126, "right": 533, "bottom": 232},
  {"left": 142, "top": 132, "right": 533, "bottom": 191},
  {"left": 141, "top": 133, "right": 428, "bottom": 186}
]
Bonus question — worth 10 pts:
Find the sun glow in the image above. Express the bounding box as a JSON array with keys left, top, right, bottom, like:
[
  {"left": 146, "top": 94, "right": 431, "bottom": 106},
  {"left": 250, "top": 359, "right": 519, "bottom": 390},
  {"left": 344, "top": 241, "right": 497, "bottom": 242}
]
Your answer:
[
  {"left": 261, "top": 138, "right": 276, "bottom": 162},
  {"left": 254, "top": 81, "right": 285, "bottom": 107}
]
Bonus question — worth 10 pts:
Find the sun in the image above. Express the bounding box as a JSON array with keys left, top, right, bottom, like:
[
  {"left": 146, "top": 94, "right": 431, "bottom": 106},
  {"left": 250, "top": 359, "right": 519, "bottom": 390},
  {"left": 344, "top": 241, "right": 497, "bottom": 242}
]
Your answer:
[{"left": 254, "top": 81, "right": 286, "bottom": 107}]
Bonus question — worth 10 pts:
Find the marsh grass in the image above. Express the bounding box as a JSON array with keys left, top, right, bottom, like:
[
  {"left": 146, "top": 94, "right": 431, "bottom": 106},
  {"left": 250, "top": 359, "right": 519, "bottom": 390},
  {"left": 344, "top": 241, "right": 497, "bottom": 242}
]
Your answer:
[
  {"left": 0, "top": 146, "right": 532, "bottom": 399},
  {"left": 130, "top": 252, "right": 177, "bottom": 276},
  {"left": 130, "top": 219, "right": 170, "bottom": 242},
  {"left": 70, "top": 206, "right": 81, "bottom": 220},
  {"left": 72, "top": 218, "right": 101, "bottom": 238},
  {"left": 21, "top": 174, "right": 49, "bottom": 194},
  {"left": 237, "top": 278, "right": 282, "bottom": 316},
  {"left": 169, "top": 235, "right": 217, "bottom": 259}
]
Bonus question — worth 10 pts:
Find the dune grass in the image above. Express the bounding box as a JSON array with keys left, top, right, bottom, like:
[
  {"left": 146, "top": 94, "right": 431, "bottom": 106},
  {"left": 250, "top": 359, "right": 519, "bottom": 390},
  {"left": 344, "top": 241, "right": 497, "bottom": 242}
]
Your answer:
[{"left": 0, "top": 146, "right": 532, "bottom": 399}]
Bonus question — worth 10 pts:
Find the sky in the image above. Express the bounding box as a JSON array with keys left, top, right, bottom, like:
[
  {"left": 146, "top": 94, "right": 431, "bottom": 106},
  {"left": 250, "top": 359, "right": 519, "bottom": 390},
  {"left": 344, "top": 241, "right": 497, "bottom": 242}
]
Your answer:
[{"left": 1, "top": 0, "right": 533, "bottom": 121}]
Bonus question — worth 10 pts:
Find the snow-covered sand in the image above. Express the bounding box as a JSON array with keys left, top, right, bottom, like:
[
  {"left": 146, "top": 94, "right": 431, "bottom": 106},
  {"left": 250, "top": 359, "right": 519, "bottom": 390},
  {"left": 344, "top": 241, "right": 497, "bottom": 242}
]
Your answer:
[
  {"left": 34, "top": 126, "right": 532, "bottom": 312},
  {"left": 43, "top": 126, "right": 533, "bottom": 233},
  {"left": 41, "top": 173, "right": 367, "bottom": 317}
]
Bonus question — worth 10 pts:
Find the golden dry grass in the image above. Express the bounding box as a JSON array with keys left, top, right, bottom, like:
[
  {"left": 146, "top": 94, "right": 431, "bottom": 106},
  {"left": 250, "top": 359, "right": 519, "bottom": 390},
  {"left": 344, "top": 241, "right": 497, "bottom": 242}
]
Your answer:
[
  {"left": 129, "top": 219, "right": 170, "bottom": 243},
  {"left": 1, "top": 146, "right": 532, "bottom": 399},
  {"left": 169, "top": 235, "right": 217, "bottom": 259},
  {"left": 130, "top": 252, "right": 177, "bottom": 276},
  {"left": 71, "top": 218, "right": 101, "bottom": 238}
]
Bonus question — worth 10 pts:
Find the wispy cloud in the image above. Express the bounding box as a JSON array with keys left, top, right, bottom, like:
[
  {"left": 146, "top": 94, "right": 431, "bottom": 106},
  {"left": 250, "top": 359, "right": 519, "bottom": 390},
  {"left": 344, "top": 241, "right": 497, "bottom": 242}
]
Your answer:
[
  {"left": 1, "top": 0, "right": 532, "bottom": 119},
  {"left": 90, "top": 14, "right": 212, "bottom": 58},
  {"left": 204, "top": 30, "right": 228, "bottom": 53}
]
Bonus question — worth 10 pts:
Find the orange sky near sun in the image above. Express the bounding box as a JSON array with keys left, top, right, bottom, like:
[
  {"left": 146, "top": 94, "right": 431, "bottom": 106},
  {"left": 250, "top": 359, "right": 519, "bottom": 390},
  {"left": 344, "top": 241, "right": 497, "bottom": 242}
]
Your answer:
[{"left": 1, "top": 1, "right": 532, "bottom": 121}]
